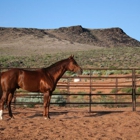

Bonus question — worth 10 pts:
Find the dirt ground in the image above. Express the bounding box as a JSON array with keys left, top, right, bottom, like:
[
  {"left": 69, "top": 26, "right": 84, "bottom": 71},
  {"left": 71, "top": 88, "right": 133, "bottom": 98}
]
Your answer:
[{"left": 1, "top": 106, "right": 140, "bottom": 140}]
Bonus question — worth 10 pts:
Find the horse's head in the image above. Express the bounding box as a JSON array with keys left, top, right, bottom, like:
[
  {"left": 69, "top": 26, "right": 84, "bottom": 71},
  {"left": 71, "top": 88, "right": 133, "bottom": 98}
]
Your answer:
[{"left": 67, "top": 55, "right": 83, "bottom": 75}]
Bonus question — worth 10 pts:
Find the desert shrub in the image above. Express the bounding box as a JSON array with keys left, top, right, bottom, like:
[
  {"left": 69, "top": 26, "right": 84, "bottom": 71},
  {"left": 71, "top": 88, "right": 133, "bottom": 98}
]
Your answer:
[
  {"left": 110, "top": 88, "right": 118, "bottom": 94},
  {"left": 91, "top": 88, "right": 96, "bottom": 91},
  {"left": 99, "top": 95, "right": 114, "bottom": 108},
  {"left": 0, "top": 57, "right": 9, "bottom": 63},
  {"left": 137, "top": 87, "right": 140, "bottom": 94},
  {"left": 136, "top": 70, "right": 140, "bottom": 74},
  {"left": 106, "top": 70, "right": 115, "bottom": 76},
  {"left": 82, "top": 70, "right": 90, "bottom": 75},
  {"left": 16, "top": 93, "right": 43, "bottom": 107},
  {"left": 71, "top": 95, "right": 77, "bottom": 99},
  {"left": 77, "top": 91, "right": 86, "bottom": 94},
  {"left": 51, "top": 95, "right": 66, "bottom": 106},
  {"left": 96, "top": 91, "right": 102, "bottom": 94},
  {"left": 121, "top": 88, "right": 132, "bottom": 93},
  {"left": 121, "top": 70, "right": 130, "bottom": 74},
  {"left": 136, "top": 87, "right": 140, "bottom": 98}
]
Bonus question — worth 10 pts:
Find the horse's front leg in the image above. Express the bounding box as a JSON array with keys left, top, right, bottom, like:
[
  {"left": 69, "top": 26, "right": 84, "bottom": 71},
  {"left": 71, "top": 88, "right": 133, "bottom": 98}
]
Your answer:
[{"left": 43, "top": 91, "right": 51, "bottom": 119}]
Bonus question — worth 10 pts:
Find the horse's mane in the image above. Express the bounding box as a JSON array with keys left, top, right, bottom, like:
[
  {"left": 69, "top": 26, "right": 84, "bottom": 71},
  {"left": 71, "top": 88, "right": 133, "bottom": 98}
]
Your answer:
[
  {"left": 42, "top": 56, "right": 76, "bottom": 75},
  {"left": 50, "top": 58, "right": 68, "bottom": 68},
  {"left": 44, "top": 58, "right": 69, "bottom": 73}
]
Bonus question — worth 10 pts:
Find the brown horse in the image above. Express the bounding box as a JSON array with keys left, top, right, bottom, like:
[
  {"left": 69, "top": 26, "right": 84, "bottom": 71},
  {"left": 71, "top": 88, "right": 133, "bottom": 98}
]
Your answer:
[{"left": 0, "top": 55, "right": 82, "bottom": 120}]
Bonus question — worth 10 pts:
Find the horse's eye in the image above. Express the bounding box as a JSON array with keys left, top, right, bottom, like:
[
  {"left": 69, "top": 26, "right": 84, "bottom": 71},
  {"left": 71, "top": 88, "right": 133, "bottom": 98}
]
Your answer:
[{"left": 73, "top": 62, "right": 76, "bottom": 65}]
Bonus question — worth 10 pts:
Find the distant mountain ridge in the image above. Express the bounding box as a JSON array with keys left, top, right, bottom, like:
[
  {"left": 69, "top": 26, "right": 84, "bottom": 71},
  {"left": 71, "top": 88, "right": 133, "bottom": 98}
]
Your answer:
[
  {"left": 47, "top": 25, "right": 140, "bottom": 47},
  {"left": 0, "top": 25, "right": 140, "bottom": 47}
]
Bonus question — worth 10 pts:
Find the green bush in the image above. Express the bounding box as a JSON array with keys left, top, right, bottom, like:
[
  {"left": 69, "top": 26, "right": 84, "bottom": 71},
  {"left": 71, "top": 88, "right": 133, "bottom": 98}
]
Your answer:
[
  {"left": 121, "top": 88, "right": 132, "bottom": 93},
  {"left": 110, "top": 88, "right": 118, "bottom": 94},
  {"left": 51, "top": 95, "right": 66, "bottom": 106}
]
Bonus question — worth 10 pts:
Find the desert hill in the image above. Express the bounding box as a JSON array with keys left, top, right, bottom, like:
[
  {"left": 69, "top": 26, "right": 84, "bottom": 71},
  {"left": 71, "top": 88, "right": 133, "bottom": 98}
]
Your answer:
[
  {"left": 0, "top": 25, "right": 140, "bottom": 50},
  {"left": 1, "top": 25, "right": 140, "bottom": 68},
  {"left": 47, "top": 25, "right": 140, "bottom": 47}
]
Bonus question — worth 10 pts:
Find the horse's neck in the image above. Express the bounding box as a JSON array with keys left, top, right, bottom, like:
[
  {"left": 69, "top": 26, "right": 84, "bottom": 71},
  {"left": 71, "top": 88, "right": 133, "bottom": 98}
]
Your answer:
[
  {"left": 54, "top": 67, "right": 66, "bottom": 82},
  {"left": 45, "top": 64, "right": 67, "bottom": 83}
]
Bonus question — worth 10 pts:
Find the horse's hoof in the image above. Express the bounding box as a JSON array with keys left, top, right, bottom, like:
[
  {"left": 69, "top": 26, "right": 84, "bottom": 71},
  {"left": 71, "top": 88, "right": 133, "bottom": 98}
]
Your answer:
[
  {"left": 0, "top": 110, "right": 3, "bottom": 120},
  {"left": 44, "top": 117, "right": 50, "bottom": 120},
  {"left": 9, "top": 115, "right": 15, "bottom": 120}
]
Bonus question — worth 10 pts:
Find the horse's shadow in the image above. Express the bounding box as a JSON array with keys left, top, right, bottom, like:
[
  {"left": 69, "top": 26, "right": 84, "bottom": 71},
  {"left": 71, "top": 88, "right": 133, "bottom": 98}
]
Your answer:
[
  {"left": 4, "top": 107, "right": 69, "bottom": 119},
  {"left": 23, "top": 110, "right": 69, "bottom": 119},
  {"left": 10, "top": 110, "right": 125, "bottom": 119},
  {"left": 27, "top": 111, "right": 124, "bottom": 119},
  {"left": 84, "top": 111, "right": 124, "bottom": 117}
]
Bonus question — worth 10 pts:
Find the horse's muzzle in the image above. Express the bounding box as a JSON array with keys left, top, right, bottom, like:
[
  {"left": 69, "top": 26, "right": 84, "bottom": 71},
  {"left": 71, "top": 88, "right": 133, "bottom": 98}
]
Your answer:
[{"left": 76, "top": 67, "right": 83, "bottom": 75}]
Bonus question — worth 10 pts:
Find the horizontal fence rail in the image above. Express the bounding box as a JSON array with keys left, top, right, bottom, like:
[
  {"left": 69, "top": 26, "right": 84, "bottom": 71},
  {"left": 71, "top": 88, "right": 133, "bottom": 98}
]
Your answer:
[{"left": 1, "top": 67, "right": 140, "bottom": 112}]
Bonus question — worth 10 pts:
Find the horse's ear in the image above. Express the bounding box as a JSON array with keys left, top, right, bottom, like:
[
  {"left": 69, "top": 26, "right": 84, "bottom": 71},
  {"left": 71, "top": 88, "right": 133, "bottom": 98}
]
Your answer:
[{"left": 69, "top": 55, "right": 74, "bottom": 59}]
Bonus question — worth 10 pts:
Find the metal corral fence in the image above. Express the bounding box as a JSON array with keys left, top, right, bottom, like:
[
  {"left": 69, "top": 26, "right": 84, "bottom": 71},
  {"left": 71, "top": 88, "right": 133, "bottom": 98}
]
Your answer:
[{"left": 1, "top": 67, "right": 140, "bottom": 112}]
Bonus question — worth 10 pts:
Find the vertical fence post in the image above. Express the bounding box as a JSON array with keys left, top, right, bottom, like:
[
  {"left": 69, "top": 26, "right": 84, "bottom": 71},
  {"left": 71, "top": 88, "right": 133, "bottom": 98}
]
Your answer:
[
  {"left": 132, "top": 69, "right": 136, "bottom": 111},
  {"left": 89, "top": 69, "right": 92, "bottom": 112},
  {"left": 67, "top": 77, "right": 70, "bottom": 107},
  {"left": 115, "top": 78, "right": 118, "bottom": 108}
]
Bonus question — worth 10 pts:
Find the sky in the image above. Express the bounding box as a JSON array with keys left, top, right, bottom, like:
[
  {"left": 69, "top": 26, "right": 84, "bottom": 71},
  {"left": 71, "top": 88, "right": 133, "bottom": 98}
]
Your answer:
[{"left": 0, "top": 0, "right": 140, "bottom": 41}]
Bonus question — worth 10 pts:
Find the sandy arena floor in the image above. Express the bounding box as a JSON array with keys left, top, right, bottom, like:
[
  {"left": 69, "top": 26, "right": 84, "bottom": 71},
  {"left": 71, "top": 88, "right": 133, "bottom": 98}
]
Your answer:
[{"left": 1, "top": 106, "right": 140, "bottom": 140}]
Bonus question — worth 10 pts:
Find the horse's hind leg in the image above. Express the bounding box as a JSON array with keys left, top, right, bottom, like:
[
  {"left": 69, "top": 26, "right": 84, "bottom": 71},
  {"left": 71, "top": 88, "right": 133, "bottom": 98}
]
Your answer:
[
  {"left": 7, "top": 92, "right": 14, "bottom": 118},
  {"left": 0, "top": 92, "right": 8, "bottom": 120}
]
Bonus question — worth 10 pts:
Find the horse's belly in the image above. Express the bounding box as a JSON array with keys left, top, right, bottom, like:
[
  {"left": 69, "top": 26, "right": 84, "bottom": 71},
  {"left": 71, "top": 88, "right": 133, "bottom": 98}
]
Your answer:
[{"left": 19, "top": 80, "right": 40, "bottom": 92}]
